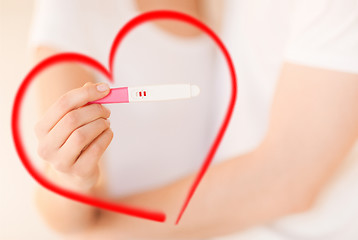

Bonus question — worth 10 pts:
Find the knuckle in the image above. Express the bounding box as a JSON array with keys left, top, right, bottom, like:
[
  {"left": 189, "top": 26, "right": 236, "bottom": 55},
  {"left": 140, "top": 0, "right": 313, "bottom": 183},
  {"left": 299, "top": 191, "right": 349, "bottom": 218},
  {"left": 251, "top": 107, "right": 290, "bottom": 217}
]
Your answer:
[
  {"left": 58, "top": 95, "right": 70, "bottom": 111},
  {"left": 107, "top": 129, "right": 114, "bottom": 139},
  {"left": 65, "top": 111, "right": 79, "bottom": 128},
  {"left": 72, "top": 129, "right": 86, "bottom": 145},
  {"left": 91, "top": 144, "right": 103, "bottom": 155},
  {"left": 84, "top": 82, "right": 92, "bottom": 87},
  {"left": 93, "top": 103, "right": 103, "bottom": 113},
  {"left": 104, "top": 129, "right": 114, "bottom": 142},
  {"left": 103, "top": 105, "right": 111, "bottom": 117},
  {"left": 52, "top": 160, "right": 70, "bottom": 172},
  {"left": 99, "top": 118, "right": 109, "bottom": 129},
  {"left": 82, "top": 85, "right": 92, "bottom": 99},
  {"left": 37, "top": 142, "right": 51, "bottom": 159}
]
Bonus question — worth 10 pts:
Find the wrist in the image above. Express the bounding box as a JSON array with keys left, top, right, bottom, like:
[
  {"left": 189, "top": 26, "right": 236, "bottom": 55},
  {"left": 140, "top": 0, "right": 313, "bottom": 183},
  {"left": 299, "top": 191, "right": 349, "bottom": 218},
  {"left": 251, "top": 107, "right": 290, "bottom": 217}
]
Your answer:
[{"left": 45, "top": 165, "right": 97, "bottom": 194}]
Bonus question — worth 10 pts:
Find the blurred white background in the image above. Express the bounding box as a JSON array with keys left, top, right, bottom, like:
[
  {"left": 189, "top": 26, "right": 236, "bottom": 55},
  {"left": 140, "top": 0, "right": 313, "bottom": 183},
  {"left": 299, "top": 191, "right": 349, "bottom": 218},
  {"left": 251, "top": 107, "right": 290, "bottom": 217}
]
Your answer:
[{"left": 0, "top": 0, "right": 60, "bottom": 239}]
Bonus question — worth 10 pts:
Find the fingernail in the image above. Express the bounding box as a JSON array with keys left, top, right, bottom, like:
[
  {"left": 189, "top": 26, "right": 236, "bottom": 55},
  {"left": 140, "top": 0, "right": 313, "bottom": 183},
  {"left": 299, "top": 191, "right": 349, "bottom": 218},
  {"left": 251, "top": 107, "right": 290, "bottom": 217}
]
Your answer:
[{"left": 97, "top": 83, "right": 109, "bottom": 92}]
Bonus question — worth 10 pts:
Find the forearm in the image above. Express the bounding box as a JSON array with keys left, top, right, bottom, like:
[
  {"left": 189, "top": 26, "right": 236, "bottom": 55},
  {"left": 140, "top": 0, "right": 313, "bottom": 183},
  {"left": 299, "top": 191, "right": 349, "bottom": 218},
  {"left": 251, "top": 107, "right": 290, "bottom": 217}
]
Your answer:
[
  {"left": 82, "top": 146, "right": 312, "bottom": 240},
  {"left": 35, "top": 168, "right": 99, "bottom": 233}
]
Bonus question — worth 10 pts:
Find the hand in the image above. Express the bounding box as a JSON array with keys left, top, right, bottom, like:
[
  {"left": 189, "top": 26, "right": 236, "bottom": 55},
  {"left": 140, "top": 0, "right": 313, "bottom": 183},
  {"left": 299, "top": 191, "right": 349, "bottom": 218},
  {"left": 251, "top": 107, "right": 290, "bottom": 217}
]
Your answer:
[{"left": 35, "top": 82, "right": 113, "bottom": 193}]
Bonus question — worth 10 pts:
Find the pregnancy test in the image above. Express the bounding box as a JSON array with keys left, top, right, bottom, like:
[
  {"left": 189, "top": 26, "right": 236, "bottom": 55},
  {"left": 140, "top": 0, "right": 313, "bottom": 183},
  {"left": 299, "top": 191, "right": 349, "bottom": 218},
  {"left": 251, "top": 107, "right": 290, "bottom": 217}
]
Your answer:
[{"left": 91, "top": 84, "right": 200, "bottom": 104}]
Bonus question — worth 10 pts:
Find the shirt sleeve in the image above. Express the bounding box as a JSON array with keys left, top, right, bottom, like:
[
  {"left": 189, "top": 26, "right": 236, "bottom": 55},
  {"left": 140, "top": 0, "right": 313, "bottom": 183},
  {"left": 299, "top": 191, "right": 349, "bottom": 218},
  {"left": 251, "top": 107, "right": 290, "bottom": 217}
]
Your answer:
[
  {"left": 29, "top": 0, "right": 95, "bottom": 55},
  {"left": 284, "top": 0, "right": 358, "bottom": 74}
]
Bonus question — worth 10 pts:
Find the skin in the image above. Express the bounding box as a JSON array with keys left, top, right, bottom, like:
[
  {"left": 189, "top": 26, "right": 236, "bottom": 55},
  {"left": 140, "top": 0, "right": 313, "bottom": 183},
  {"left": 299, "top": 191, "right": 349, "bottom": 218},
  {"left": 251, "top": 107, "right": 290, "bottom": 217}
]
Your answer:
[{"left": 34, "top": 0, "right": 358, "bottom": 239}]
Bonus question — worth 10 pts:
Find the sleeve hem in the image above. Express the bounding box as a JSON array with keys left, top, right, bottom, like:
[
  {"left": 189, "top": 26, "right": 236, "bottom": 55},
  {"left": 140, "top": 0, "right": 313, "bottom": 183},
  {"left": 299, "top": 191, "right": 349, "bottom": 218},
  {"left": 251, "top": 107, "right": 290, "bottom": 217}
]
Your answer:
[{"left": 284, "top": 49, "right": 358, "bottom": 74}]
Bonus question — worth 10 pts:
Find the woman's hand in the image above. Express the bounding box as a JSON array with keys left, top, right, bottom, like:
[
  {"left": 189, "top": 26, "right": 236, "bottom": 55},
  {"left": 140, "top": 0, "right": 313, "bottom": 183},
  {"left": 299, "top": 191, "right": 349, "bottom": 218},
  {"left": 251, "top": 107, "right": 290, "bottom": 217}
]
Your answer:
[{"left": 35, "top": 82, "right": 113, "bottom": 193}]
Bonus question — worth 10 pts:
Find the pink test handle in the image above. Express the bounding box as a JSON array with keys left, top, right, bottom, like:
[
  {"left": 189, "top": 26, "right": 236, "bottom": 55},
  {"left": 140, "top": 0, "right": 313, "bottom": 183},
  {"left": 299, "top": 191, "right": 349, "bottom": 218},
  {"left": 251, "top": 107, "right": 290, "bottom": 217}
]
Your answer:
[{"left": 90, "top": 87, "right": 129, "bottom": 104}]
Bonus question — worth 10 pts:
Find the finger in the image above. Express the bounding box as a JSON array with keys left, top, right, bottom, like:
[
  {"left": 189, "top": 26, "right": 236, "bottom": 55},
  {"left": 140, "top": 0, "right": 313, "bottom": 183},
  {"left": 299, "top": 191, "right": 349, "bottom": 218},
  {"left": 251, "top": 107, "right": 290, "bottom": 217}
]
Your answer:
[
  {"left": 36, "top": 82, "right": 110, "bottom": 137},
  {"left": 53, "top": 118, "right": 110, "bottom": 172},
  {"left": 72, "top": 128, "right": 113, "bottom": 178},
  {"left": 46, "top": 103, "right": 111, "bottom": 150}
]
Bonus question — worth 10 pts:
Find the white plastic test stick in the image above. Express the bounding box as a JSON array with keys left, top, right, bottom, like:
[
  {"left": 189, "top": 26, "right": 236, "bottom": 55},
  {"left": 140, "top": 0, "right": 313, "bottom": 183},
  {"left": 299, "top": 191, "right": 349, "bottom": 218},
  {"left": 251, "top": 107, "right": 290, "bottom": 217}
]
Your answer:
[{"left": 91, "top": 84, "right": 200, "bottom": 104}]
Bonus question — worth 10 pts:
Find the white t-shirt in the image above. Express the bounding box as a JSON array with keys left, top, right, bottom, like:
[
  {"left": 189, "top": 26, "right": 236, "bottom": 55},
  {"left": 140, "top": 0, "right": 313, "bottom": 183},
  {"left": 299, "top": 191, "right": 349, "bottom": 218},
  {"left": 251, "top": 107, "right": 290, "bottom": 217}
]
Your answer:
[{"left": 30, "top": 0, "right": 358, "bottom": 239}]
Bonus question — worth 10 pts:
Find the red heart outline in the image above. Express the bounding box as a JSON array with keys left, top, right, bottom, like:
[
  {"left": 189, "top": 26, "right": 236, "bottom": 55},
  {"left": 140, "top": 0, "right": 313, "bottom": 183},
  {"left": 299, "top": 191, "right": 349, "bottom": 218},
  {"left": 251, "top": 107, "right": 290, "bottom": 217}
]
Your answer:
[{"left": 11, "top": 10, "right": 237, "bottom": 224}]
